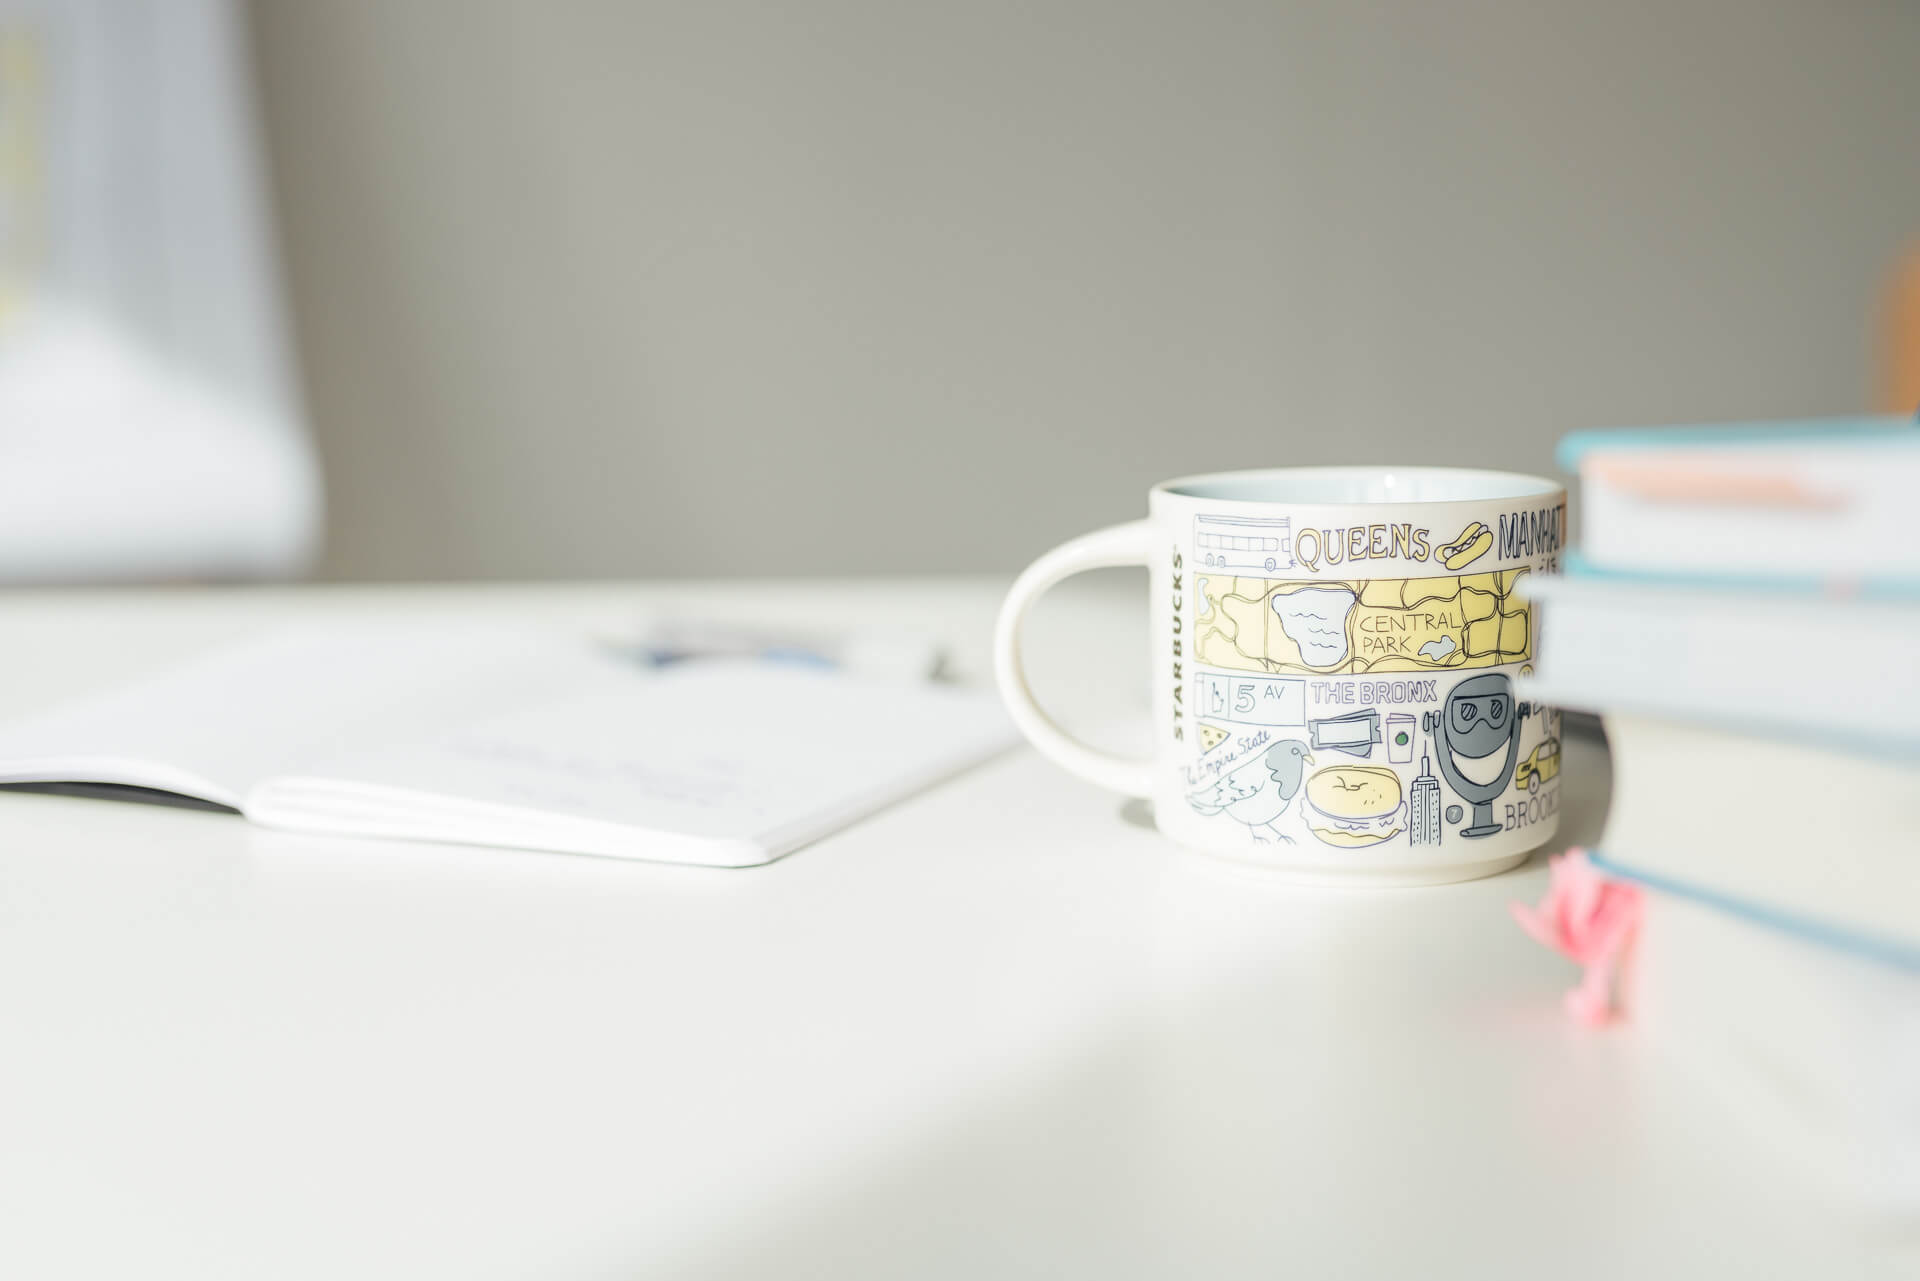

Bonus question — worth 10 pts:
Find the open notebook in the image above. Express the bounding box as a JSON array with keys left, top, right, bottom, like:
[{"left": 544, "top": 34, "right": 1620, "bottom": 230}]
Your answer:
[{"left": 0, "top": 623, "right": 1015, "bottom": 866}]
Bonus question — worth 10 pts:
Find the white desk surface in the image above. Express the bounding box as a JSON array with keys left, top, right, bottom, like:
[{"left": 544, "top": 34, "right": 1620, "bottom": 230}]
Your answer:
[{"left": 0, "top": 578, "right": 1910, "bottom": 1280}]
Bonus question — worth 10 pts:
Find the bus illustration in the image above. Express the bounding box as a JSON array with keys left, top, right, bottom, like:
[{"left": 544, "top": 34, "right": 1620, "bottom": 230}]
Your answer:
[{"left": 1194, "top": 515, "right": 1294, "bottom": 572}]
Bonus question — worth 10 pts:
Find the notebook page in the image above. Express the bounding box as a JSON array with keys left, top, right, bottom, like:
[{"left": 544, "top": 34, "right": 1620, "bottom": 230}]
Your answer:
[
  {"left": 244, "top": 662, "right": 1017, "bottom": 864},
  {"left": 0, "top": 622, "right": 607, "bottom": 805}
]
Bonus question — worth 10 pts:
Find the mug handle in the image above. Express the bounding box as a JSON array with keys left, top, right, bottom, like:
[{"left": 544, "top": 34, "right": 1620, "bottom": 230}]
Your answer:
[{"left": 993, "top": 519, "right": 1156, "bottom": 798}]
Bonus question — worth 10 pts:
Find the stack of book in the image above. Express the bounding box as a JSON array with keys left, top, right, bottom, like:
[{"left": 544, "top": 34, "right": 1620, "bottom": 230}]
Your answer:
[{"left": 1521, "top": 416, "right": 1919, "bottom": 1215}]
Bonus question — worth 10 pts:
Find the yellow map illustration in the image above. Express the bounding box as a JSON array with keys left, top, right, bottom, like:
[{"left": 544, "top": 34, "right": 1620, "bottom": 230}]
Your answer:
[{"left": 1194, "top": 569, "right": 1532, "bottom": 675}]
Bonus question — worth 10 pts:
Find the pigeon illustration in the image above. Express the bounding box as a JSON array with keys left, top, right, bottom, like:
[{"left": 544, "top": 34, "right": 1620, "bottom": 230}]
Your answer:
[{"left": 1186, "top": 739, "right": 1314, "bottom": 843}]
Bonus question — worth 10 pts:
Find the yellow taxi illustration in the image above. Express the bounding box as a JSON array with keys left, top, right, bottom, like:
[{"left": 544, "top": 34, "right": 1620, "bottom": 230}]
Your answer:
[{"left": 1515, "top": 737, "right": 1561, "bottom": 794}]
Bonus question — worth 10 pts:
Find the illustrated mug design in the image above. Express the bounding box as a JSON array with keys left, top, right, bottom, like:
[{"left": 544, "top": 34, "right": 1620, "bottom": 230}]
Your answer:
[{"left": 994, "top": 467, "right": 1568, "bottom": 886}]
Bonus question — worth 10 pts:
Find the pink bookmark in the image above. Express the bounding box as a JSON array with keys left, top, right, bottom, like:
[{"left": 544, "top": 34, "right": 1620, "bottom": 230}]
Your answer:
[
  {"left": 1584, "top": 456, "right": 1845, "bottom": 509},
  {"left": 1511, "top": 848, "right": 1643, "bottom": 1026}
]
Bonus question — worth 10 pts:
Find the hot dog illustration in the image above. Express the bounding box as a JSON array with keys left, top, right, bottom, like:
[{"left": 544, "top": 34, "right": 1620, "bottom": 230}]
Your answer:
[{"left": 1436, "top": 521, "right": 1493, "bottom": 570}]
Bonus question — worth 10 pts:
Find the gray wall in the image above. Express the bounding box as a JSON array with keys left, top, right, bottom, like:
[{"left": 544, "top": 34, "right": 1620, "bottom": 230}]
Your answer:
[{"left": 248, "top": 0, "right": 1920, "bottom": 580}]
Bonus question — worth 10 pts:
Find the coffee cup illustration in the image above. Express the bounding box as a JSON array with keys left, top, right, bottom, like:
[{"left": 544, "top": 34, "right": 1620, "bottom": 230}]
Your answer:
[{"left": 1387, "top": 712, "right": 1414, "bottom": 763}]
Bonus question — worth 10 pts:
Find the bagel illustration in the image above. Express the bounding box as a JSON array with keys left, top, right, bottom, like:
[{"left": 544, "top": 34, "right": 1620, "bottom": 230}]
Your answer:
[
  {"left": 1304, "top": 765, "right": 1405, "bottom": 848},
  {"left": 1437, "top": 521, "right": 1493, "bottom": 570}
]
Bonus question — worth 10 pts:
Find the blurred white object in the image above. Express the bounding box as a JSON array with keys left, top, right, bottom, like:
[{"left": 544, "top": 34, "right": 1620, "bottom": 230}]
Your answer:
[
  {"left": 0, "top": 305, "right": 318, "bottom": 579},
  {"left": 0, "top": 0, "right": 320, "bottom": 581}
]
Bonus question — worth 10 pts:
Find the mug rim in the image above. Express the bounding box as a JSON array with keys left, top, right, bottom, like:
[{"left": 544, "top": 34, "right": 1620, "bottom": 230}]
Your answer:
[{"left": 1152, "top": 464, "right": 1564, "bottom": 509}]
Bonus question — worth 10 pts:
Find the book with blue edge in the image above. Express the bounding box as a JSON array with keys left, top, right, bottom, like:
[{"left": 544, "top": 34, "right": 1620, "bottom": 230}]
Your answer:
[
  {"left": 1524, "top": 415, "right": 1920, "bottom": 1212},
  {"left": 1558, "top": 413, "right": 1920, "bottom": 591}
]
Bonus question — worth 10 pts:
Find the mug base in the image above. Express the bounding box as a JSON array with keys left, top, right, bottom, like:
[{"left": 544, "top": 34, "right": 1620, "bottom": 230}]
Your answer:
[{"left": 1188, "top": 845, "right": 1535, "bottom": 888}]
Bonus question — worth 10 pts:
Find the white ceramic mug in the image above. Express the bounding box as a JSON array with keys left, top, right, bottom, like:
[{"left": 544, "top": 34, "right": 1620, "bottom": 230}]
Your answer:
[{"left": 995, "top": 467, "right": 1569, "bottom": 885}]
